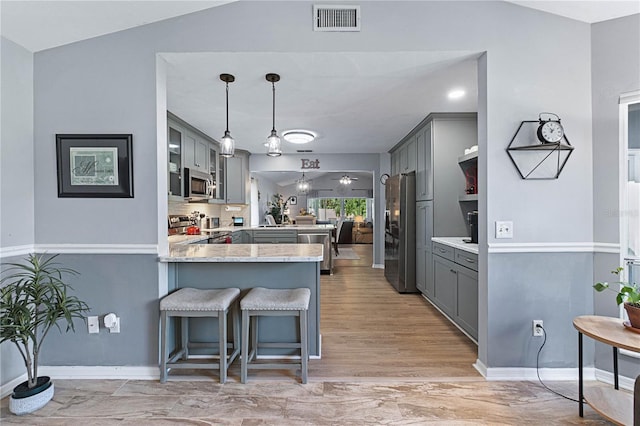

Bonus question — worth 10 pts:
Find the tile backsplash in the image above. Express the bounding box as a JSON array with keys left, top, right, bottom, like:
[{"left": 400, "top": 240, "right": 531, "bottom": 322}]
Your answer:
[{"left": 168, "top": 201, "right": 248, "bottom": 227}]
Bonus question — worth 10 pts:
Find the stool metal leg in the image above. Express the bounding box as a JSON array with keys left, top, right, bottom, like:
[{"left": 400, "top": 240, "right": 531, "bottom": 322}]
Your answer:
[
  {"left": 241, "top": 310, "right": 250, "bottom": 384},
  {"left": 219, "top": 309, "right": 227, "bottom": 384},
  {"left": 181, "top": 317, "right": 189, "bottom": 360},
  {"left": 160, "top": 311, "right": 168, "bottom": 383},
  {"left": 251, "top": 315, "right": 258, "bottom": 362},
  {"left": 300, "top": 309, "right": 308, "bottom": 384}
]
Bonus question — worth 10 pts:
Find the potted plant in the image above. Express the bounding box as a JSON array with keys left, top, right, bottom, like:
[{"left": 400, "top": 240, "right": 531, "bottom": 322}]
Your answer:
[
  {"left": 593, "top": 266, "right": 640, "bottom": 328},
  {"left": 267, "top": 193, "right": 289, "bottom": 224},
  {"left": 0, "top": 253, "right": 89, "bottom": 415}
]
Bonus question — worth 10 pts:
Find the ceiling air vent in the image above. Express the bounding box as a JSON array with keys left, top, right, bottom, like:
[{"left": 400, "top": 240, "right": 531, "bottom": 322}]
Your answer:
[{"left": 313, "top": 5, "right": 360, "bottom": 32}]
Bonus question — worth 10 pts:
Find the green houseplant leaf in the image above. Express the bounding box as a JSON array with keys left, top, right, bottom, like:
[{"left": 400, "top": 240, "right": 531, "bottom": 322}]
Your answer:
[
  {"left": 593, "top": 267, "right": 640, "bottom": 308},
  {"left": 0, "top": 254, "right": 89, "bottom": 389}
]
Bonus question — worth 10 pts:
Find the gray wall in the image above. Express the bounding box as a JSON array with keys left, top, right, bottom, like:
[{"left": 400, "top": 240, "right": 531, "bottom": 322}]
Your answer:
[
  {"left": 2, "top": 1, "right": 638, "bottom": 386},
  {"left": 1, "top": 37, "right": 34, "bottom": 249},
  {"left": 591, "top": 14, "right": 640, "bottom": 378},
  {"left": 0, "top": 38, "right": 35, "bottom": 387}
]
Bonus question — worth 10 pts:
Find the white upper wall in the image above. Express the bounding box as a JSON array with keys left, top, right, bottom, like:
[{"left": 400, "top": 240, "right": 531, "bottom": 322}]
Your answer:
[{"left": 1, "top": 37, "right": 34, "bottom": 250}]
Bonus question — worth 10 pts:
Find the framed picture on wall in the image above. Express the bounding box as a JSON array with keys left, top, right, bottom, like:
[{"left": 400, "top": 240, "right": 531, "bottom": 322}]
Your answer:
[
  {"left": 56, "top": 134, "right": 134, "bottom": 198},
  {"left": 289, "top": 195, "right": 297, "bottom": 205}
]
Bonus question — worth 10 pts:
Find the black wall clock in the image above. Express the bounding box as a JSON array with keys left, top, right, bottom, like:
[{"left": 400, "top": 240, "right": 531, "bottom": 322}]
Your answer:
[{"left": 536, "top": 112, "right": 564, "bottom": 144}]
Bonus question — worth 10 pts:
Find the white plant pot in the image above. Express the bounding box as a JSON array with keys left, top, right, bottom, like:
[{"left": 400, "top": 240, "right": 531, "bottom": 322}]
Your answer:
[{"left": 9, "top": 382, "right": 54, "bottom": 415}]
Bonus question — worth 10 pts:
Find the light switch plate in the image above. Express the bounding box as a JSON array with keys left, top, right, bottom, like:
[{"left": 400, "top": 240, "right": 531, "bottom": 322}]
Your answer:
[
  {"left": 495, "top": 221, "right": 513, "bottom": 239},
  {"left": 87, "top": 316, "right": 99, "bottom": 334}
]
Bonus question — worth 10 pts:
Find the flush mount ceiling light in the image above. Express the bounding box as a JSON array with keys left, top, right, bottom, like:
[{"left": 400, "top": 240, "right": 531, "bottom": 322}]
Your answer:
[
  {"left": 296, "top": 172, "right": 311, "bottom": 195},
  {"left": 283, "top": 130, "right": 316, "bottom": 144},
  {"left": 265, "top": 73, "right": 282, "bottom": 157},
  {"left": 219, "top": 73, "right": 235, "bottom": 158},
  {"left": 447, "top": 89, "right": 466, "bottom": 100}
]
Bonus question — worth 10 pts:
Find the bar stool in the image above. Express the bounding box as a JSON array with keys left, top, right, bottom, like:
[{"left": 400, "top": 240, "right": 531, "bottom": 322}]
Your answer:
[
  {"left": 160, "top": 287, "right": 240, "bottom": 383},
  {"left": 240, "top": 287, "right": 311, "bottom": 384}
]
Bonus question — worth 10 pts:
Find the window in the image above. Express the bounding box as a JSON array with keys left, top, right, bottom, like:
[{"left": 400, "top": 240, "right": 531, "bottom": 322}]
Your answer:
[{"left": 307, "top": 197, "right": 372, "bottom": 221}]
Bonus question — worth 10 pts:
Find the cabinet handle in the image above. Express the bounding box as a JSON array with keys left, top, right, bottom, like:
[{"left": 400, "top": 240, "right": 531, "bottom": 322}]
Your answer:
[
  {"left": 438, "top": 248, "right": 446, "bottom": 253},
  {"left": 464, "top": 258, "right": 474, "bottom": 263},
  {"left": 450, "top": 269, "right": 457, "bottom": 274}
]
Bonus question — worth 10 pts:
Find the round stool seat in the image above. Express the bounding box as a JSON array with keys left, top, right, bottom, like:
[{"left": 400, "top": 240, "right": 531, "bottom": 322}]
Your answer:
[
  {"left": 241, "top": 287, "right": 310, "bottom": 311},
  {"left": 160, "top": 288, "right": 240, "bottom": 312}
]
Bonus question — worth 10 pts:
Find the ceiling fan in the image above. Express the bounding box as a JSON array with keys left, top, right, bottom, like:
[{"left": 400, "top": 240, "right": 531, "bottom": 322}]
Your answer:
[{"left": 332, "top": 174, "right": 359, "bottom": 185}]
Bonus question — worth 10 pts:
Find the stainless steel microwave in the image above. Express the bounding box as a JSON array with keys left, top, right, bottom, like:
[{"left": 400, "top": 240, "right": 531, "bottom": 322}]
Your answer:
[{"left": 184, "top": 168, "right": 212, "bottom": 201}]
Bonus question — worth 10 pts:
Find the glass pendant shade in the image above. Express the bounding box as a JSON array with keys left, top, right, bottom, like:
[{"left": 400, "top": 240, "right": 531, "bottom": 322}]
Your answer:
[
  {"left": 220, "top": 130, "right": 235, "bottom": 158},
  {"left": 266, "top": 130, "right": 282, "bottom": 157},
  {"left": 296, "top": 173, "right": 310, "bottom": 194},
  {"left": 219, "top": 73, "right": 235, "bottom": 158}
]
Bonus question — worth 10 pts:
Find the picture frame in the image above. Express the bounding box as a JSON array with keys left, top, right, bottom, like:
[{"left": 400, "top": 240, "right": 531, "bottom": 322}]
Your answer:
[
  {"left": 289, "top": 195, "right": 297, "bottom": 205},
  {"left": 56, "top": 134, "right": 134, "bottom": 198}
]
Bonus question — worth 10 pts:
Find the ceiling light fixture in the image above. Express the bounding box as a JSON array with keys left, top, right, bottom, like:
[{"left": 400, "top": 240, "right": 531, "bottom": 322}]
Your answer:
[
  {"left": 219, "top": 73, "right": 235, "bottom": 158},
  {"left": 265, "top": 73, "right": 282, "bottom": 157},
  {"left": 339, "top": 175, "right": 352, "bottom": 185},
  {"left": 283, "top": 130, "right": 316, "bottom": 144},
  {"left": 296, "top": 172, "right": 310, "bottom": 195},
  {"left": 447, "top": 89, "right": 466, "bottom": 100}
]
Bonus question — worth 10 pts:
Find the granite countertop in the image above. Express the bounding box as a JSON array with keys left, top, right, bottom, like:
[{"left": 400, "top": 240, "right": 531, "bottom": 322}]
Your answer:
[
  {"left": 169, "top": 224, "right": 335, "bottom": 246},
  {"left": 160, "top": 243, "right": 324, "bottom": 263},
  {"left": 432, "top": 237, "right": 478, "bottom": 254}
]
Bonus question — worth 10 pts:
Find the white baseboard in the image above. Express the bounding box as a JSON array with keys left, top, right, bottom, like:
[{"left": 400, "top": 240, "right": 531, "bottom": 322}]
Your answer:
[
  {"left": 38, "top": 366, "right": 159, "bottom": 380},
  {"left": 595, "top": 368, "right": 636, "bottom": 392},
  {"left": 0, "top": 373, "right": 27, "bottom": 399},
  {"left": 482, "top": 366, "right": 596, "bottom": 381},
  {"left": 372, "top": 263, "right": 384, "bottom": 269}
]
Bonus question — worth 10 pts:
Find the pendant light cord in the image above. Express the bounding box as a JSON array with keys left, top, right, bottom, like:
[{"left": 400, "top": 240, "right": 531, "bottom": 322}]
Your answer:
[
  {"left": 272, "top": 81, "right": 276, "bottom": 133},
  {"left": 225, "top": 82, "right": 230, "bottom": 133}
]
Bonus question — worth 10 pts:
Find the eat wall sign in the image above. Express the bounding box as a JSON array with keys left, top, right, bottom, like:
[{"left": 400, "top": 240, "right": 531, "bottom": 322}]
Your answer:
[{"left": 301, "top": 159, "right": 320, "bottom": 169}]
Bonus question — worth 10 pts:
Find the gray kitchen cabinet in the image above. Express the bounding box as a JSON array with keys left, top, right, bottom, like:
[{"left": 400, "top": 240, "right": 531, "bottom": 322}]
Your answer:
[
  {"left": 416, "top": 123, "right": 432, "bottom": 201},
  {"left": 416, "top": 201, "right": 434, "bottom": 297},
  {"left": 401, "top": 135, "right": 417, "bottom": 173},
  {"left": 167, "top": 124, "right": 183, "bottom": 200},
  {"left": 455, "top": 261, "right": 478, "bottom": 339},
  {"left": 432, "top": 241, "right": 478, "bottom": 341},
  {"left": 225, "top": 150, "right": 250, "bottom": 204},
  {"left": 433, "top": 254, "right": 457, "bottom": 318},
  {"left": 183, "top": 130, "right": 208, "bottom": 174},
  {"left": 391, "top": 150, "right": 400, "bottom": 176},
  {"left": 251, "top": 229, "right": 298, "bottom": 244},
  {"left": 232, "top": 230, "right": 252, "bottom": 243}
]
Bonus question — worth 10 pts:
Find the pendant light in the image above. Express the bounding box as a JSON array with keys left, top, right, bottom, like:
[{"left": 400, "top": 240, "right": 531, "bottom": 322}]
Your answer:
[
  {"left": 219, "top": 73, "right": 235, "bottom": 158},
  {"left": 265, "top": 73, "right": 282, "bottom": 157},
  {"left": 296, "top": 172, "right": 310, "bottom": 195}
]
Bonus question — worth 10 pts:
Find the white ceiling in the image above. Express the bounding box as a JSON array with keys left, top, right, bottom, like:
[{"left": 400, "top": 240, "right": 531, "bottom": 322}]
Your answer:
[
  {"left": 2, "top": 0, "right": 638, "bottom": 53},
  {"left": 1, "top": 1, "right": 637, "bottom": 156},
  {"left": 164, "top": 51, "right": 479, "bottom": 155}
]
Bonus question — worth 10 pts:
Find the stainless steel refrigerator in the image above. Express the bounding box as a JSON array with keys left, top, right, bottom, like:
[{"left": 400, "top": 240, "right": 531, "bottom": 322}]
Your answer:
[{"left": 384, "top": 172, "right": 417, "bottom": 293}]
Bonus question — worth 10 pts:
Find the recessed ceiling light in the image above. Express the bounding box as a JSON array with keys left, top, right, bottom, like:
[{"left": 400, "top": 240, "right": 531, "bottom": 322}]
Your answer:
[
  {"left": 448, "top": 89, "right": 466, "bottom": 100},
  {"left": 283, "top": 130, "right": 316, "bottom": 144}
]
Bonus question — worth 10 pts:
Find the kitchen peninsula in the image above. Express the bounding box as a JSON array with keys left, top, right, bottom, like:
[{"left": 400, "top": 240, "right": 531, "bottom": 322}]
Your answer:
[{"left": 159, "top": 242, "right": 323, "bottom": 356}]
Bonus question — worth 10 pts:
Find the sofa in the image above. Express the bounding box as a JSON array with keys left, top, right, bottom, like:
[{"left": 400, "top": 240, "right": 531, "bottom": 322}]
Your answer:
[{"left": 353, "top": 221, "right": 373, "bottom": 244}]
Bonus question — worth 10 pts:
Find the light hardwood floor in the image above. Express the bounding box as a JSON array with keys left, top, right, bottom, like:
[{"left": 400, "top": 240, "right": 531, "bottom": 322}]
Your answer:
[{"left": 0, "top": 244, "right": 614, "bottom": 424}]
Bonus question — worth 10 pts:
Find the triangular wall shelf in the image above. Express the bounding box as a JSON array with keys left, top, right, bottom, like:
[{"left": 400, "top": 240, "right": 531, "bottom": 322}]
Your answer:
[{"left": 507, "top": 120, "right": 574, "bottom": 179}]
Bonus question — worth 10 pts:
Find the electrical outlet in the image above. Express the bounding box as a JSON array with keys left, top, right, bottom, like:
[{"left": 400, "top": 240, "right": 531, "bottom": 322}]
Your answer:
[
  {"left": 496, "top": 221, "right": 513, "bottom": 239},
  {"left": 533, "top": 320, "right": 544, "bottom": 337},
  {"left": 87, "top": 316, "right": 99, "bottom": 334}
]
